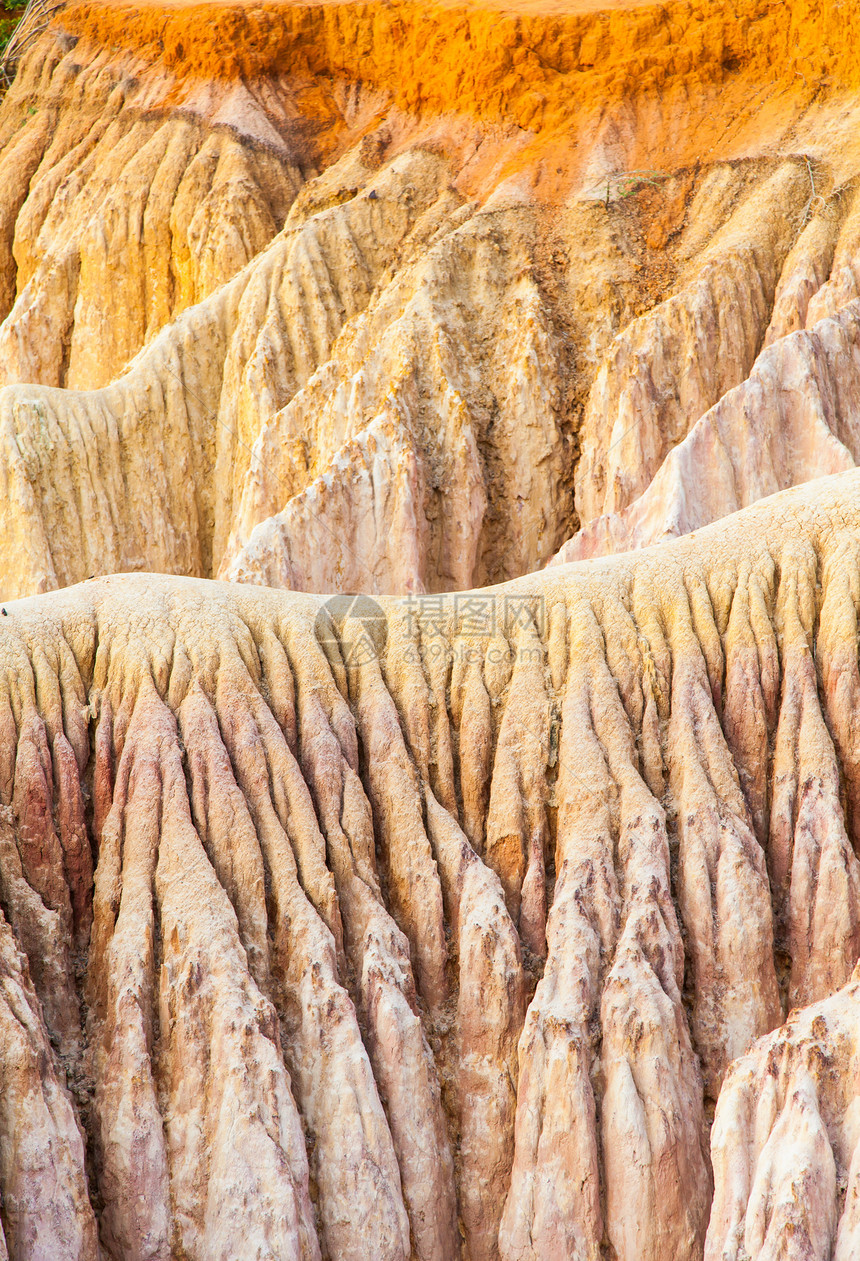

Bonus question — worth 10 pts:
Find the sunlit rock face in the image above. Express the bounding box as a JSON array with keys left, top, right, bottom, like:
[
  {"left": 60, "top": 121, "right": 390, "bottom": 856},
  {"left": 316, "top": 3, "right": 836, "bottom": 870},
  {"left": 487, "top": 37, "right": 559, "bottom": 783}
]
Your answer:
[
  {"left": 1, "top": 474, "right": 860, "bottom": 1258},
  {"left": 4, "top": 0, "right": 860, "bottom": 1255},
  {"left": 4, "top": 0, "right": 860, "bottom": 600}
]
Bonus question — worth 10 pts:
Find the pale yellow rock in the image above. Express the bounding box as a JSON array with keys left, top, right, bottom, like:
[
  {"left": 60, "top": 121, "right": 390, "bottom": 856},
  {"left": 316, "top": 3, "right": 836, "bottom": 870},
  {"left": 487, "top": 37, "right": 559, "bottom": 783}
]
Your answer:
[
  {"left": 15, "top": 33, "right": 860, "bottom": 600},
  {"left": 0, "top": 39, "right": 302, "bottom": 391}
]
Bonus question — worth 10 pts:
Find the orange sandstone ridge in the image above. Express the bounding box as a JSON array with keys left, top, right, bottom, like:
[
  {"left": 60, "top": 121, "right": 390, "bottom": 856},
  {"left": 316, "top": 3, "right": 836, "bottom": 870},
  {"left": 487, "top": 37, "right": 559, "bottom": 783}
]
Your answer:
[
  {"left": 53, "top": 0, "right": 860, "bottom": 193},
  {"left": 6, "top": 0, "right": 860, "bottom": 597}
]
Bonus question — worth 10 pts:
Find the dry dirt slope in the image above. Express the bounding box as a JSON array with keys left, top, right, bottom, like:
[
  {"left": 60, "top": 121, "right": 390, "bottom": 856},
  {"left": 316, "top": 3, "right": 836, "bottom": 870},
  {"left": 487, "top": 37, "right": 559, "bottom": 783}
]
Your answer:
[
  {"left": 3, "top": 472, "right": 860, "bottom": 1260},
  {"left": 3, "top": 0, "right": 860, "bottom": 597}
]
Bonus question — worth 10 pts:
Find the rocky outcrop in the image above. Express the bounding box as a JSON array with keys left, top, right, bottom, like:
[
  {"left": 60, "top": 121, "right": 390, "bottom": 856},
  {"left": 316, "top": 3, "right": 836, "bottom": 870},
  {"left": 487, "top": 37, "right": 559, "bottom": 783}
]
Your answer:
[
  {"left": 552, "top": 298, "right": 860, "bottom": 563},
  {"left": 0, "top": 46, "right": 579, "bottom": 598},
  {"left": 0, "top": 37, "right": 304, "bottom": 390},
  {"left": 706, "top": 974, "right": 860, "bottom": 1261},
  {"left": 1, "top": 472, "right": 860, "bottom": 1256},
  {"left": 7, "top": 0, "right": 860, "bottom": 599},
  {"left": 6, "top": 0, "right": 860, "bottom": 1256},
  {"left": 572, "top": 163, "right": 809, "bottom": 526},
  {"left": 552, "top": 177, "right": 860, "bottom": 565}
]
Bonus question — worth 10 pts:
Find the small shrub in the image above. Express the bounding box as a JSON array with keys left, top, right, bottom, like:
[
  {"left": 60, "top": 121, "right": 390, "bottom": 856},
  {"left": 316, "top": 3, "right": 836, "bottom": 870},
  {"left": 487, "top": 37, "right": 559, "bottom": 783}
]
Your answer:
[{"left": 584, "top": 170, "right": 669, "bottom": 207}]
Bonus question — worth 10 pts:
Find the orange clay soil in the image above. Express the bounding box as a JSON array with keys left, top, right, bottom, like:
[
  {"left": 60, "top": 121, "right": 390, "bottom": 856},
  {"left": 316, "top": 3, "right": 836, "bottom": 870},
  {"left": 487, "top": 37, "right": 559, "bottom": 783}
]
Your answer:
[
  {"left": 55, "top": 0, "right": 860, "bottom": 184},
  {"left": 36, "top": 0, "right": 852, "bottom": 208}
]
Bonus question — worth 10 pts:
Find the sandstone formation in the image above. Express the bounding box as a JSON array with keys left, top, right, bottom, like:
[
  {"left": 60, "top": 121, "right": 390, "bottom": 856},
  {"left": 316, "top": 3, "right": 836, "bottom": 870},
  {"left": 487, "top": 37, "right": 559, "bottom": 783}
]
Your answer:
[
  {"left": 5, "top": 0, "right": 860, "bottom": 1256},
  {"left": 4, "top": 0, "right": 860, "bottom": 598},
  {"left": 2, "top": 472, "right": 860, "bottom": 1258}
]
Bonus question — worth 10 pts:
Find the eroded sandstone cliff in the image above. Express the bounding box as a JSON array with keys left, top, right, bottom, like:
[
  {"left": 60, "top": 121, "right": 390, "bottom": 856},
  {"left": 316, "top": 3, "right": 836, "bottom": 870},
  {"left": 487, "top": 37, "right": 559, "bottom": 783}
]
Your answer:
[
  {"left": 5, "top": 0, "right": 860, "bottom": 1257},
  {"left": 3, "top": 0, "right": 860, "bottom": 599},
  {"left": 1, "top": 473, "right": 860, "bottom": 1259}
]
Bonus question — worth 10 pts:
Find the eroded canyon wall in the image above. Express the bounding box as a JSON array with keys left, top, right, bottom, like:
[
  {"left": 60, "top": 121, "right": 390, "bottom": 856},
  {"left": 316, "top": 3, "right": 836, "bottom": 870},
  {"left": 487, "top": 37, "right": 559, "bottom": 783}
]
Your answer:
[
  {"left": 3, "top": 0, "right": 860, "bottom": 599},
  {"left": 4, "top": 3, "right": 860, "bottom": 1257},
  {"left": 3, "top": 473, "right": 860, "bottom": 1258}
]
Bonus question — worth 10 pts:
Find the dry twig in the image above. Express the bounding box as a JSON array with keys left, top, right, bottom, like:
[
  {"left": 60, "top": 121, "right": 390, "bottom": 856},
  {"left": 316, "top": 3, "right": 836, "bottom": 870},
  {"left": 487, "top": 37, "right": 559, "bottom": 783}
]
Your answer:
[{"left": 0, "top": 0, "right": 64, "bottom": 89}]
